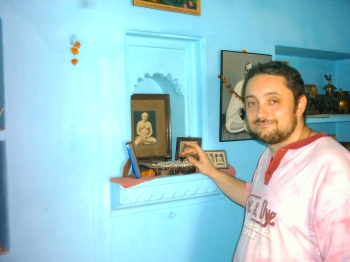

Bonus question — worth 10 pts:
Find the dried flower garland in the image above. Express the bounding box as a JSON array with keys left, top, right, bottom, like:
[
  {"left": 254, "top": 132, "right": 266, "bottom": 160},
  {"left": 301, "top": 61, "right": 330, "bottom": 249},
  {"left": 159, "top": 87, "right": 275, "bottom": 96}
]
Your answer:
[
  {"left": 218, "top": 74, "right": 244, "bottom": 101},
  {"left": 70, "top": 38, "right": 81, "bottom": 66}
]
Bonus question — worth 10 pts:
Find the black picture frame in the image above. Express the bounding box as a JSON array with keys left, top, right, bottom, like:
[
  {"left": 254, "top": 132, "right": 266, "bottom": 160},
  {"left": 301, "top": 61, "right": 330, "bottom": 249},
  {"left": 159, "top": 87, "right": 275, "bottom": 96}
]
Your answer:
[
  {"left": 219, "top": 50, "right": 272, "bottom": 142},
  {"left": 175, "top": 137, "right": 202, "bottom": 160},
  {"left": 131, "top": 94, "right": 171, "bottom": 160}
]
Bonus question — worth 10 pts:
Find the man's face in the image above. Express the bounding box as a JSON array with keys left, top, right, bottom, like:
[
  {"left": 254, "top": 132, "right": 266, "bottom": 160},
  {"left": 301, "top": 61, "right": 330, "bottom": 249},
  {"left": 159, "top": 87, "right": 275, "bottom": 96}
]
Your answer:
[
  {"left": 141, "top": 114, "right": 148, "bottom": 121},
  {"left": 244, "top": 74, "right": 298, "bottom": 145}
]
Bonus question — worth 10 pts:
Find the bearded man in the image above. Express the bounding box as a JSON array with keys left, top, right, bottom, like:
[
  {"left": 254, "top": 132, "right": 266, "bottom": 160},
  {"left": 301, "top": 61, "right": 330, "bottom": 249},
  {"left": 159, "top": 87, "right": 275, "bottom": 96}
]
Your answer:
[{"left": 181, "top": 61, "right": 350, "bottom": 261}]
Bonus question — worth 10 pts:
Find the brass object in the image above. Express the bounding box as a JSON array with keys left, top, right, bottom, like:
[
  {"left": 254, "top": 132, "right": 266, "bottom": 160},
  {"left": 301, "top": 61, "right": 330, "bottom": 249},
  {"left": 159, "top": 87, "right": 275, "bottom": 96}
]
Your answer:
[
  {"left": 307, "top": 74, "right": 350, "bottom": 114},
  {"left": 323, "top": 74, "right": 337, "bottom": 96}
]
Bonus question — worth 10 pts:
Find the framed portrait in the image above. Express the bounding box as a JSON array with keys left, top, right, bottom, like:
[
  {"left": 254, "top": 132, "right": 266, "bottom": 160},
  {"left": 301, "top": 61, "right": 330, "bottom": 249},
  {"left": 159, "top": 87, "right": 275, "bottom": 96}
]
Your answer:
[
  {"left": 219, "top": 50, "right": 272, "bottom": 142},
  {"left": 133, "top": 0, "right": 201, "bottom": 16},
  {"left": 175, "top": 137, "right": 202, "bottom": 160},
  {"left": 204, "top": 150, "right": 228, "bottom": 169},
  {"left": 304, "top": 84, "right": 318, "bottom": 98},
  {"left": 131, "top": 94, "right": 171, "bottom": 160},
  {"left": 340, "top": 142, "right": 350, "bottom": 152},
  {"left": 304, "top": 84, "right": 320, "bottom": 115}
]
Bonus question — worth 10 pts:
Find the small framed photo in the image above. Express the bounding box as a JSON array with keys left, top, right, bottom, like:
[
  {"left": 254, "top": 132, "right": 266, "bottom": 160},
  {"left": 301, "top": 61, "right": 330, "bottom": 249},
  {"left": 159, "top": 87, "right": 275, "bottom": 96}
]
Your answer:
[
  {"left": 133, "top": 0, "right": 201, "bottom": 16},
  {"left": 175, "top": 137, "right": 202, "bottom": 160},
  {"left": 304, "top": 84, "right": 318, "bottom": 98},
  {"left": 340, "top": 142, "right": 350, "bottom": 152},
  {"left": 204, "top": 150, "right": 229, "bottom": 169},
  {"left": 131, "top": 94, "right": 171, "bottom": 160}
]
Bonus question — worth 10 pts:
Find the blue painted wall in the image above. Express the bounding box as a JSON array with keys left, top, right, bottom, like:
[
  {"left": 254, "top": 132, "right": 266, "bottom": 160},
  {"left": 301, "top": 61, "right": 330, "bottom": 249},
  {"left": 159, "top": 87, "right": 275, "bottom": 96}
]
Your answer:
[{"left": 0, "top": 1, "right": 350, "bottom": 261}]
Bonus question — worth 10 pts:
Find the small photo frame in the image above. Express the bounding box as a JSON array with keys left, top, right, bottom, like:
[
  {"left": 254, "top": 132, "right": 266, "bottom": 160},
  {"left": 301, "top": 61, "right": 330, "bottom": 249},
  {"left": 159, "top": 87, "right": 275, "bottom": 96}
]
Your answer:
[
  {"left": 126, "top": 141, "right": 142, "bottom": 179},
  {"left": 133, "top": 0, "right": 201, "bottom": 16},
  {"left": 204, "top": 150, "right": 229, "bottom": 169},
  {"left": 304, "top": 84, "right": 318, "bottom": 98},
  {"left": 340, "top": 142, "right": 350, "bottom": 152},
  {"left": 175, "top": 137, "right": 202, "bottom": 160}
]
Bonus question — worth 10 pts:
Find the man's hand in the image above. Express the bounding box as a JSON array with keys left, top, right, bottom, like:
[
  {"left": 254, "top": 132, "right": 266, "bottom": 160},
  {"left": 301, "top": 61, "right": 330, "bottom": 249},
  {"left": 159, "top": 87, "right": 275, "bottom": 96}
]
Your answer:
[{"left": 180, "top": 142, "right": 218, "bottom": 177}]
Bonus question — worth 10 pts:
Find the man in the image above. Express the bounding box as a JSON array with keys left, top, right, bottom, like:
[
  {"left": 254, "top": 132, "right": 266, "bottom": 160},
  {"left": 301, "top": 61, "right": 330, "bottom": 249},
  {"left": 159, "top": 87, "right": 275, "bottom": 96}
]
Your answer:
[
  {"left": 225, "top": 62, "right": 253, "bottom": 133},
  {"left": 181, "top": 61, "right": 350, "bottom": 261},
  {"left": 134, "top": 112, "right": 156, "bottom": 145}
]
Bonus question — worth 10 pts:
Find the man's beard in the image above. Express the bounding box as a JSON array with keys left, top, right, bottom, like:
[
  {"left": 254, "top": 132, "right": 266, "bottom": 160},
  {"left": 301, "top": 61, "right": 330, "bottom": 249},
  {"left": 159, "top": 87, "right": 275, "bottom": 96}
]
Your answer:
[{"left": 248, "top": 114, "right": 298, "bottom": 145}]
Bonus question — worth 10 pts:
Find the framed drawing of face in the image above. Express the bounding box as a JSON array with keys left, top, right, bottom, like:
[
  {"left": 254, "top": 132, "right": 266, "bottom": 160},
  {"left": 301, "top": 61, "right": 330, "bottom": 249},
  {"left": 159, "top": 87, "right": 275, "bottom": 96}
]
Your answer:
[
  {"left": 219, "top": 50, "right": 272, "bottom": 142},
  {"left": 131, "top": 94, "right": 171, "bottom": 160}
]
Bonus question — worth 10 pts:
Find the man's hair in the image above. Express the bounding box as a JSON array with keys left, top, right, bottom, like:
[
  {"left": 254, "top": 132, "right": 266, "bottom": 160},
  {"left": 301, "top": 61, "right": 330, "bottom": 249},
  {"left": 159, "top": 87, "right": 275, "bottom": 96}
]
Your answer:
[{"left": 242, "top": 61, "right": 305, "bottom": 105}]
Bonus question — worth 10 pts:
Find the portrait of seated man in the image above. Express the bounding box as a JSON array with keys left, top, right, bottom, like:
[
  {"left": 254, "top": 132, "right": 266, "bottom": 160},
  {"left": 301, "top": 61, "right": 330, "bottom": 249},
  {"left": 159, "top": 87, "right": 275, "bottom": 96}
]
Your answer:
[
  {"left": 225, "top": 62, "right": 253, "bottom": 133},
  {"left": 134, "top": 112, "right": 157, "bottom": 145}
]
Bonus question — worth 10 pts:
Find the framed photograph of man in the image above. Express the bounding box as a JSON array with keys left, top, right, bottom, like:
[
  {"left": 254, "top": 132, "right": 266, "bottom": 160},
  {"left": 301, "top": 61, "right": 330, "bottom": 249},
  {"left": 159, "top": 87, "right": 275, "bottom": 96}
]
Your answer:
[
  {"left": 204, "top": 150, "right": 228, "bottom": 169},
  {"left": 220, "top": 50, "right": 272, "bottom": 142},
  {"left": 175, "top": 137, "right": 202, "bottom": 160},
  {"left": 131, "top": 94, "right": 171, "bottom": 160}
]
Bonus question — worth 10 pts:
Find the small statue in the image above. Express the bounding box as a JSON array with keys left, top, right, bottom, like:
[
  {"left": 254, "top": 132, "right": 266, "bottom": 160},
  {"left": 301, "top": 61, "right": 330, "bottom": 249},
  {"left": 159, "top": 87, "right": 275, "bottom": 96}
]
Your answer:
[{"left": 323, "top": 74, "right": 337, "bottom": 96}]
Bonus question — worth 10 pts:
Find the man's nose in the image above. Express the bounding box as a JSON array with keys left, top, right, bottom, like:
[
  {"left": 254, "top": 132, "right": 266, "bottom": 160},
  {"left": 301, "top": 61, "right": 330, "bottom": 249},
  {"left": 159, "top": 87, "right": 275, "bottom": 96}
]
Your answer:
[{"left": 256, "top": 104, "right": 269, "bottom": 119}]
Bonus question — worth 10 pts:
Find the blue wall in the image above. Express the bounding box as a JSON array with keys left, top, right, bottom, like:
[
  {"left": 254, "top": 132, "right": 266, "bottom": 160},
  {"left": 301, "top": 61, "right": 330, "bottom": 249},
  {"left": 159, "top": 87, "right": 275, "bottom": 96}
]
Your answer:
[{"left": 0, "top": 1, "right": 350, "bottom": 261}]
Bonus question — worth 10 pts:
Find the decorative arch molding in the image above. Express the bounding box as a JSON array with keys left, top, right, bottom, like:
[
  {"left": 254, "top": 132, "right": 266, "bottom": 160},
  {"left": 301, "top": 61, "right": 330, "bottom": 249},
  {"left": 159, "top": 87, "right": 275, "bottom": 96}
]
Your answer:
[
  {"left": 125, "top": 30, "right": 207, "bottom": 145},
  {"left": 112, "top": 31, "right": 210, "bottom": 216}
]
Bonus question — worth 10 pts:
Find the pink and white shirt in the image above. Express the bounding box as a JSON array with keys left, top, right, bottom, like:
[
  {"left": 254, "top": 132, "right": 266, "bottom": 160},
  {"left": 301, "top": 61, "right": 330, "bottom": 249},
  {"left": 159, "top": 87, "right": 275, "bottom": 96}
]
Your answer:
[{"left": 233, "top": 133, "right": 350, "bottom": 261}]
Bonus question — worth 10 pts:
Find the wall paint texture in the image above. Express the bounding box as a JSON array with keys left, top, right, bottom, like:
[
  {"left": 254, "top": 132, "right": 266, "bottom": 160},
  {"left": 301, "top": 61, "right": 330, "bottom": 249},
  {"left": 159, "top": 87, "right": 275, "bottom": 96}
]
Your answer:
[{"left": 0, "top": 1, "right": 350, "bottom": 261}]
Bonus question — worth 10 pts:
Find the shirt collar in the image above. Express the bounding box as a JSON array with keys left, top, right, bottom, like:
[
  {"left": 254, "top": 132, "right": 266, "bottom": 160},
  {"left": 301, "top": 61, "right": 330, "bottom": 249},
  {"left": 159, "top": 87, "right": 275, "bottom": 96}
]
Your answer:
[{"left": 264, "top": 132, "right": 327, "bottom": 185}]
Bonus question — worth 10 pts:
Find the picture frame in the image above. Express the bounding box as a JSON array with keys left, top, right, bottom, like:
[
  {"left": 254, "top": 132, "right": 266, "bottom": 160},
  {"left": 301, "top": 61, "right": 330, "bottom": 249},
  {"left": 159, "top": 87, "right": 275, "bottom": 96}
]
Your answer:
[
  {"left": 219, "top": 50, "right": 272, "bottom": 142},
  {"left": 131, "top": 94, "right": 171, "bottom": 160},
  {"left": 340, "top": 142, "right": 350, "bottom": 152},
  {"left": 304, "top": 84, "right": 318, "bottom": 98},
  {"left": 304, "top": 84, "right": 320, "bottom": 115},
  {"left": 175, "top": 137, "right": 202, "bottom": 160},
  {"left": 133, "top": 0, "right": 201, "bottom": 16},
  {"left": 204, "top": 150, "right": 229, "bottom": 169},
  {"left": 126, "top": 141, "right": 142, "bottom": 178}
]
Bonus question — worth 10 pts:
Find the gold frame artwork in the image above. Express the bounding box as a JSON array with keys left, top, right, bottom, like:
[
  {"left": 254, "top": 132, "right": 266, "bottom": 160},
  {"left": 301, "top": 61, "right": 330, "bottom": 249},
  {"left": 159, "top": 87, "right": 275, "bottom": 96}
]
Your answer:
[
  {"left": 133, "top": 0, "right": 201, "bottom": 16},
  {"left": 304, "top": 84, "right": 318, "bottom": 98},
  {"left": 131, "top": 94, "right": 171, "bottom": 160}
]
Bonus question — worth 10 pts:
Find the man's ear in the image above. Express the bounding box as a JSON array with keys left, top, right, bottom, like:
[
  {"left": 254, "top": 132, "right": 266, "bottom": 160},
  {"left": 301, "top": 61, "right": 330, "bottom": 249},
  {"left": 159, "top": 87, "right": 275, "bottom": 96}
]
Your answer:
[{"left": 296, "top": 95, "right": 307, "bottom": 116}]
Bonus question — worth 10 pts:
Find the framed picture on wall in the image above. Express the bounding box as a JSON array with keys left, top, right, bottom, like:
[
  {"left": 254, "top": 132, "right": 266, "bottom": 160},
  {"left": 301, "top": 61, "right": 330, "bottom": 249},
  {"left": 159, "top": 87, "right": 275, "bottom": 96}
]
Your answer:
[
  {"left": 219, "top": 50, "right": 272, "bottom": 142},
  {"left": 133, "top": 0, "right": 201, "bottom": 16},
  {"left": 131, "top": 94, "right": 171, "bottom": 160}
]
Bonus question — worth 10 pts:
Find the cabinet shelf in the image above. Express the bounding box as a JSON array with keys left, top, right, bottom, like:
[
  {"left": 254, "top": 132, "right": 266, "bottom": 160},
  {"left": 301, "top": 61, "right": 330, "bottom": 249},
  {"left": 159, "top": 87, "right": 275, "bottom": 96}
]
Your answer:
[
  {"left": 306, "top": 114, "right": 350, "bottom": 124},
  {"left": 306, "top": 114, "right": 350, "bottom": 142}
]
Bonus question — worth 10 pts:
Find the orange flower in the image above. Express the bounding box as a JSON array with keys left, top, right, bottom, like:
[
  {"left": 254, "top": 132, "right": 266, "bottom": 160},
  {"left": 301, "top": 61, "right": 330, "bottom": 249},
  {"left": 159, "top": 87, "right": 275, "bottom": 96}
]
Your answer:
[
  {"left": 71, "top": 47, "right": 79, "bottom": 55},
  {"left": 71, "top": 58, "right": 79, "bottom": 66},
  {"left": 74, "top": 41, "right": 81, "bottom": 48}
]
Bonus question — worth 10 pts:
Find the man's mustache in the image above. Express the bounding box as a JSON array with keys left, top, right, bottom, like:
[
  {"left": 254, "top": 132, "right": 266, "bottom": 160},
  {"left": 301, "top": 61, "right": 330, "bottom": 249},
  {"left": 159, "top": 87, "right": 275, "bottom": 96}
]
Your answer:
[{"left": 252, "top": 119, "right": 277, "bottom": 125}]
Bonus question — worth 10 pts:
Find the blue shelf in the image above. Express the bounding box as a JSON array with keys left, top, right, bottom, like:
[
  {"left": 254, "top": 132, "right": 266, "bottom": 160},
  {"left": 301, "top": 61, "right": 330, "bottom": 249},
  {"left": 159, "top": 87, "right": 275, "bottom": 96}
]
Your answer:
[
  {"left": 306, "top": 115, "right": 350, "bottom": 142},
  {"left": 306, "top": 114, "right": 350, "bottom": 124}
]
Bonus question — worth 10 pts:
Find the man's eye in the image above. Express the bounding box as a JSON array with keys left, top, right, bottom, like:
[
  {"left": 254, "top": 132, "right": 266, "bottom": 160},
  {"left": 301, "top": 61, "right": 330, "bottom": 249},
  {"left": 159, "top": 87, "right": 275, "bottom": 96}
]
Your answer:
[
  {"left": 247, "top": 101, "right": 256, "bottom": 107},
  {"left": 270, "top": 99, "right": 279, "bottom": 104}
]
